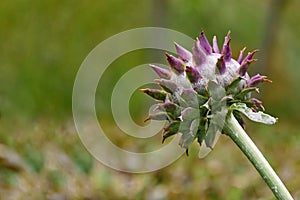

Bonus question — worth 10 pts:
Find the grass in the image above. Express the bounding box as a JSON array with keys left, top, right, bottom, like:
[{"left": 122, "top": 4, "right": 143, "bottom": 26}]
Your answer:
[{"left": 0, "top": 117, "right": 299, "bottom": 199}]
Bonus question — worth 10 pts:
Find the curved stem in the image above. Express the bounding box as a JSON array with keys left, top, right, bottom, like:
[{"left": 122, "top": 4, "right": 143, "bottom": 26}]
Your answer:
[{"left": 224, "top": 113, "right": 293, "bottom": 200}]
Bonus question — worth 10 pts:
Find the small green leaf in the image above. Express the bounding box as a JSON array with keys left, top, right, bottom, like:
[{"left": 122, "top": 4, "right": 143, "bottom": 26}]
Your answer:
[
  {"left": 207, "top": 81, "right": 226, "bottom": 101},
  {"left": 162, "top": 121, "right": 180, "bottom": 143},
  {"left": 226, "top": 76, "right": 242, "bottom": 91},
  {"left": 156, "top": 79, "right": 178, "bottom": 93},
  {"left": 204, "top": 108, "right": 227, "bottom": 148},
  {"left": 157, "top": 102, "right": 181, "bottom": 119},
  {"left": 235, "top": 87, "right": 258, "bottom": 99},
  {"left": 179, "top": 119, "right": 198, "bottom": 149},
  {"left": 179, "top": 132, "right": 195, "bottom": 149},
  {"left": 181, "top": 107, "right": 199, "bottom": 121},
  {"left": 180, "top": 89, "right": 199, "bottom": 108},
  {"left": 226, "top": 76, "right": 242, "bottom": 95},
  {"left": 204, "top": 122, "right": 218, "bottom": 149},
  {"left": 230, "top": 103, "right": 277, "bottom": 125},
  {"left": 196, "top": 107, "right": 209, "bottom": 144},
  {"left": 199, "top": 130, "right": 221, "bottom": 159}
]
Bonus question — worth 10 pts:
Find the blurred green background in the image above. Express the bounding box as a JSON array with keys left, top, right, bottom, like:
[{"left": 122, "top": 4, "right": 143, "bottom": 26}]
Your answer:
[{"left": 1, "top": 0, "right": 300, "bottom": 199}]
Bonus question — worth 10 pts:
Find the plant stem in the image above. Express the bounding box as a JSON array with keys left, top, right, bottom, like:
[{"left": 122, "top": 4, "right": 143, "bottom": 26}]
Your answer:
[{"left": 224, "top": 113, "right": 293, "bottom": 200}]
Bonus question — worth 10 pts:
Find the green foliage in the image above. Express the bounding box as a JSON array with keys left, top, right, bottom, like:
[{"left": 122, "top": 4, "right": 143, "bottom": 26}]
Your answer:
[
  {"left": 22, "top": 144, "right": 45, "bottom": 173},
  {"left": 70, "top": 146, "right": 94, "bottom": 174},
  {"left": 47, "top": 170, "right": 66, "bottom": 190},
  {"left": 0, "top": 168, "right": 18, "bottom": 186},
  {"left": 230, "top": 103, "right": 277, "bottom": 125}
]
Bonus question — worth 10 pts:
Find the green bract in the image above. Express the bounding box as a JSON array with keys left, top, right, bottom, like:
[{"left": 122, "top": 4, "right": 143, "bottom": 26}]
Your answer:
[{"left": 142, "top": 31, "right": 276, "bottom": 156}]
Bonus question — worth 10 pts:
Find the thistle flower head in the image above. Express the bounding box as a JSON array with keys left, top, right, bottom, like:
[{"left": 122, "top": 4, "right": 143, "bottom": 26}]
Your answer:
[{"left": 142, "top": 31, "right": 276, "bottom": 156}]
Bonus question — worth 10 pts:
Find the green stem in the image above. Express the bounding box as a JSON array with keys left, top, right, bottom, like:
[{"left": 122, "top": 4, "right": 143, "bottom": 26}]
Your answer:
[{"left": 224, "top": 113, "right": 293, "bottom": 200}]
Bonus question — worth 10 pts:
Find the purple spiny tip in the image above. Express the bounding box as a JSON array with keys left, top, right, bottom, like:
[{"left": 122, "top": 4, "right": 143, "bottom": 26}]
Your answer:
[
  {"left": 224, "top": 31, "right": 231, "bottom": 45},
  {"left": 249, "top": 74, "right": 271, "bottom": 87},
  {"left": 222, "top": 31, "right": 232, "bottom": 61},
  {"left": 239, "top": 50, "right": 258, "bottom": 75},
  {"left": 241, "top": 49, "right": 258, "bottom": 64},
  {"left": 238, "top": 59, "right": 256, "bottom": 76},
  {"left": 174, "top": 42, "right": 192, "bottom": 62},
  {"left": 199, "top": 31, "right": 212, "bottom": 54},
  {"left": 212, "top": 36, "right": 220, "bottom": 53},
  {"left": 237, "top": 47, "right": 246, "bottom": 64},
  {"left": 150, "top": 64, "right": 171, "bottom": 79},
  {"left": 222, "top": 44, "right": 232, "bottom": 62},
  {"left": 166, "top": 53, "right": 185, "bottom": 74},
  {"left": 192, "top": 39, "right": 207, "bottom": 65}
]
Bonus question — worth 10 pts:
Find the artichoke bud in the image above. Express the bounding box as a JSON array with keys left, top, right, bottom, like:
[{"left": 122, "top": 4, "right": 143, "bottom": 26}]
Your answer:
[{"left": 142, "top": 31, "right": 273, "bottom": 155}]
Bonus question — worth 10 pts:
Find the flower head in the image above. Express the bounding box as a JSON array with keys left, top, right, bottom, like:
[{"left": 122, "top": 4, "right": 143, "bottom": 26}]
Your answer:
[{"left": 142, "top": 31, "right": 276, "bottom": 156}]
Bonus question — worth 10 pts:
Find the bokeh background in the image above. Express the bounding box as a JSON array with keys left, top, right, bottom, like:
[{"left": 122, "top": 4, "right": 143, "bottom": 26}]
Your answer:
[{"left": 1, "top": 0, "right": 300, "bottom": 199}]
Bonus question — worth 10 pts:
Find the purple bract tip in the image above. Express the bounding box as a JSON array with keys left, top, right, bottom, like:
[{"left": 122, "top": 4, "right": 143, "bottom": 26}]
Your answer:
[
  {"left": 200, "top": 31, "right": 212, "bottom": 54},
  {"left": 166, "top": 53, "right": 185, "bottom": 74},
  {"left": 150, "top": 64, "right": 171, "bottom": 79},
  {"left": 241, "top": 50, "right": 258, "bottom": 64},
  {"left": 212, "top": 36, "right": 220, "bottom": 53},
  {"left": 249, "top": 74, "right": 271, "bottom": 87},
  {"left": 174, "top": 42, "right": 192, "bottom": 62},
  {"left": 238, "top": 59, "right": 256, "bottom": 76},
  {"left": 222, "top": 31, "right": 232, "bottom": 61},
  {"left": 237, "top": 47, "right": 246, "bottom": 64},
  {"left": 192, "top": 39, "right": 207, "bottom": 65}
]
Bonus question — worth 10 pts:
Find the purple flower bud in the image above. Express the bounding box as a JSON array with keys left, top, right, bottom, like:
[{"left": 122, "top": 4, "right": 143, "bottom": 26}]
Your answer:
[
  {"left": 192, "top": 39, "right": 207, "bottom": 65},
  {"left": 241, "top": 50, "right": 258, "bottom": 64},
  {"left": 249, "top": 74, "right": 271, "bottom": 87},
  {"left": 212, "top": 36, "right": 220, "bottom": 53},
  {"left": 222, "top": 31, "right": 232, "bottom": 61},
  {"left": 166, "top": 53, "right": 185, "bottom": 74},
  {"left": 150, "top": 64, "right": 171, "bottom": 79},
  {"left": 237, "top": 47, "right": 246, "bottom": 64},
  {"left": 238, "top": 50, "right": 258, "bottom": 76},
  {"left": 238, "top": 59, "right": 256, "bottom": 76},
  {"left": 186, "top": 66, "right": 201, "bottom": 83},
  {"left": 142, "top": 31, "right": 275, "bottom": 153},
  {"left": 224, "top": 31, "right": 231, "bottom": 44},
  {"left": 200, "top": 31, "right": 212, "bottom": 54},
  {"left": 174, "top": 42, "right": 192, "bottom": 62}
]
